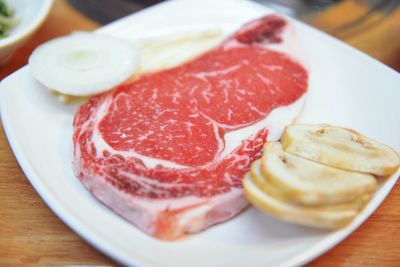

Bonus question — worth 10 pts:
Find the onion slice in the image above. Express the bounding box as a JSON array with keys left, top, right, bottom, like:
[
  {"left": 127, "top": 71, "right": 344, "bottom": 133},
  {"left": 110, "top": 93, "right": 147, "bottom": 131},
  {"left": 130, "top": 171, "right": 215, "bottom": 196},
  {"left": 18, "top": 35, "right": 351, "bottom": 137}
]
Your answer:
[{"left": 28, "top": 32, "right": 138, "bottom": 96}]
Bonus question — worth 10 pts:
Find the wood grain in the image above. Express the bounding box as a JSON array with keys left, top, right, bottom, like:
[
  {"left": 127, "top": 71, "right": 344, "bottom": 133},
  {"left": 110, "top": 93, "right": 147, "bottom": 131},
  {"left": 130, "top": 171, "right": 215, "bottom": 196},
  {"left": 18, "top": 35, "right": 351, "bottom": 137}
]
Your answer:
[{"left": 0, "top": 0, "right": 399, "bottom": 266}]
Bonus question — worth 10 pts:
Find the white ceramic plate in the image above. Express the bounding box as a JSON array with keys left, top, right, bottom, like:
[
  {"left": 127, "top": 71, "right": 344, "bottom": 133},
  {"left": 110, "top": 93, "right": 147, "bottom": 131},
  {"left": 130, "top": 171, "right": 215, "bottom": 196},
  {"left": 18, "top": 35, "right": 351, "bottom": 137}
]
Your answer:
[
  {"left": 0, "top": 0, "right": 53, "bottom": 64},
  {"left": 1, "top": 0, "right": 399, "bottom": 266}
]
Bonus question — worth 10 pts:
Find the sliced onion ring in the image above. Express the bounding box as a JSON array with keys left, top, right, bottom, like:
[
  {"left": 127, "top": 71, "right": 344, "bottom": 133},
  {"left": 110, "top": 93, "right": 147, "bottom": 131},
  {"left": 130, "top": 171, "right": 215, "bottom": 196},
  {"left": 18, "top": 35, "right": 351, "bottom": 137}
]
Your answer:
[{"left": 28, "top": 32, "right": 138, "bottom": 96}]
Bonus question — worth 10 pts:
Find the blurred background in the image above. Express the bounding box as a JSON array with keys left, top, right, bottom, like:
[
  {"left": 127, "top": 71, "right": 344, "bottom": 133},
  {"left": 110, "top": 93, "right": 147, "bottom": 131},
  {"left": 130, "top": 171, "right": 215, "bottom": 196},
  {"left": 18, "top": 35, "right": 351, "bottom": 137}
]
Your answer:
[
  {"left": 1, "top": 0, "right": 399, "bottom": 79},
  {"left": 68, "top": 0, "right": 400, "bottom": 39}
]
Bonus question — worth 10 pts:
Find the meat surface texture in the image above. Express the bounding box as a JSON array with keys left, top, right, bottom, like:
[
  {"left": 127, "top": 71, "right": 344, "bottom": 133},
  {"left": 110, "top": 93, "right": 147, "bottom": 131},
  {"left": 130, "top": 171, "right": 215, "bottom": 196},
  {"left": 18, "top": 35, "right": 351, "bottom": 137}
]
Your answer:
[{"left": 73, "top": 15, "right": 309, "bottom": 240}]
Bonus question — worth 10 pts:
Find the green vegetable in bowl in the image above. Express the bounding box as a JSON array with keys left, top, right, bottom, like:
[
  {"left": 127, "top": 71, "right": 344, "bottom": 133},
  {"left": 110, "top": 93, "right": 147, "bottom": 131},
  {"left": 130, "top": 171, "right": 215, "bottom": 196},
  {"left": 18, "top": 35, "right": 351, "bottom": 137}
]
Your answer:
[{"left": 0, "top": 0, "right": 18, "bottom": 39}]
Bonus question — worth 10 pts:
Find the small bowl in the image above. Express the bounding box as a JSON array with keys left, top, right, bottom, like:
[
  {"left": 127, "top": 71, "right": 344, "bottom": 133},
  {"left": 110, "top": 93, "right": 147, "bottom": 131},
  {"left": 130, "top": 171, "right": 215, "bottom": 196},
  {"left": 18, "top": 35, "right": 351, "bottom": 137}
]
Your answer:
[{"left": 0, "top": 0, "right": 53, "bottom": 64}]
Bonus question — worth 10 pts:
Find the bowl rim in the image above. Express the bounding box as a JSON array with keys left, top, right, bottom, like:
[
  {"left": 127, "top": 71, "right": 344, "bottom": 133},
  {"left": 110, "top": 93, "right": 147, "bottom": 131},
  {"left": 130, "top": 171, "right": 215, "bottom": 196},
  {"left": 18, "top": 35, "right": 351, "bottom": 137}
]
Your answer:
[{"left": 0, "top": 0, "right": 54, "bottom": 47}]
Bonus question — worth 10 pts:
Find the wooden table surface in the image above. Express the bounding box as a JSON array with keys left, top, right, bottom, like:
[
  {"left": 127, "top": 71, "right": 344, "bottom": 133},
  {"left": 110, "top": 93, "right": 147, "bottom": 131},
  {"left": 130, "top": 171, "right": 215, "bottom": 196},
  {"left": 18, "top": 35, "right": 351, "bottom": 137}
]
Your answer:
[{"left": 0, "top": 0, "right": 399, "bottom": 266}]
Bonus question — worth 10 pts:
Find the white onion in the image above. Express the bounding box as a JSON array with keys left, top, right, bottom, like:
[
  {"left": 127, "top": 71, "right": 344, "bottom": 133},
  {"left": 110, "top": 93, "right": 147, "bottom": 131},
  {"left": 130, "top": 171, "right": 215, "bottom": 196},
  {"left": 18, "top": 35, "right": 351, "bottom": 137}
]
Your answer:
[{"left": 28, "top": 32, "right": 138, "bottom": 96}]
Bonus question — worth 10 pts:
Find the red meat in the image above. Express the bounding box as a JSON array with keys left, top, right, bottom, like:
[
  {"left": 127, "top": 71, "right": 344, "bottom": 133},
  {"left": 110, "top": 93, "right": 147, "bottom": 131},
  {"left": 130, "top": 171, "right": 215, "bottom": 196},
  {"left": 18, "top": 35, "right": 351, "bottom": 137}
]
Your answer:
[{"left": 73, "top": 15, "right": 308, "bottom": 240}]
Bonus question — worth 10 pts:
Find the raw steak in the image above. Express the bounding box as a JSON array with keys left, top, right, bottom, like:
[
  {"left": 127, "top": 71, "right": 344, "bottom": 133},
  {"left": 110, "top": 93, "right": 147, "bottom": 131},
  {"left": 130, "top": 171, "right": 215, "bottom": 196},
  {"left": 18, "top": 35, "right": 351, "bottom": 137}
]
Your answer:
[{"left": 73, "top": 15, "right": 308, "bottom": 240}]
